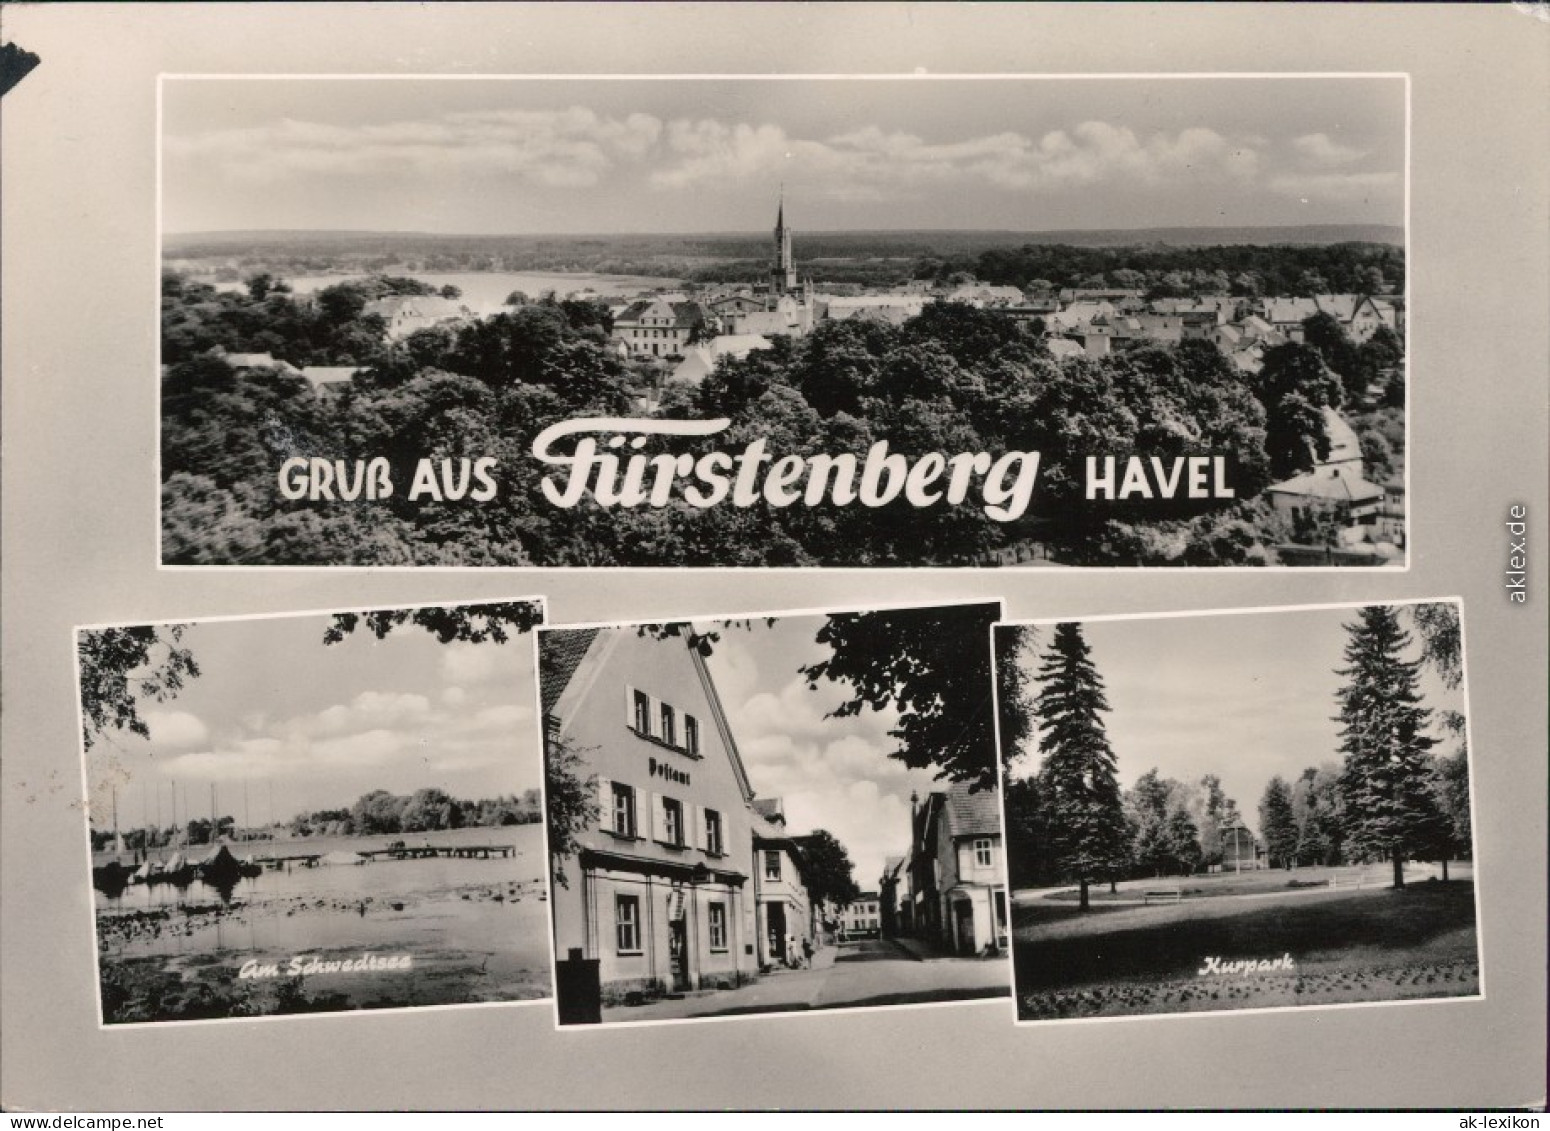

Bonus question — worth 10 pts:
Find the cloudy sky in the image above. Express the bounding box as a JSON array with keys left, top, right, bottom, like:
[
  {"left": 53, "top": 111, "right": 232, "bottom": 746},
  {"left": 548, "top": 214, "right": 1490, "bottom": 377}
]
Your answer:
[
  {"left": 83, "top": 606, "right": 542, "bottom": 831},
  {"left": 702, "top": 609, "right": 967, "bottom": 889},
  {"left": 163, "top": 76, "right": 1404, "bottom": 234},
  {"left": 1002, "top": 602, "right": 1467, "bottom": 838}
]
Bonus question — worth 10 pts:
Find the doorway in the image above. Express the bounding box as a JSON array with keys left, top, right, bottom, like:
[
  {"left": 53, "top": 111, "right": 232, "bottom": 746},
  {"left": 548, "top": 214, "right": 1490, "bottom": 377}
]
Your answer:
[
  {"left": 953, "top": 899, "right": 975, "bottom": 955},
  {"left": 668, "top": 916, "right": 690, "bottom": 992},
  {"left": 766, "top": 903, "right": 787, "bottom": 966}
]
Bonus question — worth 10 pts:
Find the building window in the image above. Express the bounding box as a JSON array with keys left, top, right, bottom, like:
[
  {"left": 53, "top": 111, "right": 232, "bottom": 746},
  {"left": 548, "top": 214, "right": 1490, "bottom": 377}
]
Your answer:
[
  {"left": 974, "top": 838, "right": 994, "bottom": 867},
  {"left": 662, "top": 797, "right": 684, "bottom": 847},
  {"left": 708, "top": 902, "right": 727, "bottom": 952},
  {"left": 632, "top": 690, "right": 651, "bottom": 734},
  {"left": 660, "top": 703, "right": 676, "bottom": 747},
  {"left": 615, "top": 895, "right": 641, "bottom": 954},
  {"left": 611, "top": 783, "right": 637, "bottom": 838},
  {"left": 685, "top": 715, "right": 700, "bottom": 756},
  {"left": 704, "top": 808, "right": 723, "bottom": 856},
  {"left": 763, "top": 850, "right": 781, "bottom": 882}
]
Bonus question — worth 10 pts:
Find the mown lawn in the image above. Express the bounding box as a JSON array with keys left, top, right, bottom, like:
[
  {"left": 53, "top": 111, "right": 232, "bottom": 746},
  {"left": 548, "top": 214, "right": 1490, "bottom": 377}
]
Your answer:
[{"left": 1012, "top": 880, "right": 1479, "bottom": 1020}]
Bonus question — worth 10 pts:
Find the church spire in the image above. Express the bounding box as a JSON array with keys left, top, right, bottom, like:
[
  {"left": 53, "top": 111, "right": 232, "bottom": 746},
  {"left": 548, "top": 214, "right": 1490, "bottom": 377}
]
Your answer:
[{"left": 771, "top": 188, "right": 796, "bottom": 296}]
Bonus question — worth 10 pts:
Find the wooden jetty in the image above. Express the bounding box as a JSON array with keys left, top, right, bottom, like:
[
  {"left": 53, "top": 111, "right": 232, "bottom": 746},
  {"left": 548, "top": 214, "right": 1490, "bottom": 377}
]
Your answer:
[
  {"left": 358, "top": 844, "right": 517, "bottom": 861},
  {"left": 247, "top": 844, "right": 516, "bottom": 869}
]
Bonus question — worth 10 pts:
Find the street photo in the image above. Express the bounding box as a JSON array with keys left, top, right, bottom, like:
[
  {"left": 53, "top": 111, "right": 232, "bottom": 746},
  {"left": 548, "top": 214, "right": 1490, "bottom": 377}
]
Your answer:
[
  {"left": 535, "top": 601, "right": 1011, "bottom": 1025},
  {"left": 78, "top": 599, "right": 552, "bottom": 1024},
  {"left": 993, "top": 600, "right": 1479, "bottom": 1024},
  {"left": 160, "top": 74, "right": 1406, "bottom": 568}
]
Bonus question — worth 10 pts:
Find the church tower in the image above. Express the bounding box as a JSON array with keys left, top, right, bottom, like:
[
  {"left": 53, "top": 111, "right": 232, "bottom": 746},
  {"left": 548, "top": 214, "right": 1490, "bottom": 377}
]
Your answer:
[{"left": 771, "top": 190, "right": 798, "bottom": 296}]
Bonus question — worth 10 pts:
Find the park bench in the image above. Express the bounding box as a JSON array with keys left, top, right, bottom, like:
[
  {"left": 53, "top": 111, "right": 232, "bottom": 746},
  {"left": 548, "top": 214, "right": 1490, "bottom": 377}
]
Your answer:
[{"left": 1143, "top": 887, "right": 1183, "bottom": 904}]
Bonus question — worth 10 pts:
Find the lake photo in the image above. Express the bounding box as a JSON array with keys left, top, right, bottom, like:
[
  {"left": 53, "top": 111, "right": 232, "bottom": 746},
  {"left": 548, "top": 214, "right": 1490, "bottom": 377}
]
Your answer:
[{"left": 79, "top": 599, "right": 551, "bottom": 1025}]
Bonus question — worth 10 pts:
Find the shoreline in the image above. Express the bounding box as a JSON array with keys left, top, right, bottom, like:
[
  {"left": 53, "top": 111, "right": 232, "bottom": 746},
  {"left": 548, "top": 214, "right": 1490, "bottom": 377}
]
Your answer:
[{"left": 96, "top": 879, "right": 553, "bottom": 1023}]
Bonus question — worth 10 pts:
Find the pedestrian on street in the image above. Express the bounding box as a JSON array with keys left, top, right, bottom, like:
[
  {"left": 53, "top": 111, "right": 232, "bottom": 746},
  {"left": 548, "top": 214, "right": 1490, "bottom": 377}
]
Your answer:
[{"left": 801, "top": 935, "right": 814, "bottom": 967}]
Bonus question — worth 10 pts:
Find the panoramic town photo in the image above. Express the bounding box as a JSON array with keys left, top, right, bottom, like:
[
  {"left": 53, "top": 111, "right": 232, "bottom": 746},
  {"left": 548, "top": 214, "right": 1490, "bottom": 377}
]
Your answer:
[
  {"left": 535, "top": 602, "right": 1010, "bottom": 1025},
  {"left": 993, "top": 600, "right": 1478, "bottom": 1024},
  {"left": 160, "top": 75, "right": 1406, "bottom": 568},
  {"left": 79, "top": 599, "right": 552, "bottom": 1024}
]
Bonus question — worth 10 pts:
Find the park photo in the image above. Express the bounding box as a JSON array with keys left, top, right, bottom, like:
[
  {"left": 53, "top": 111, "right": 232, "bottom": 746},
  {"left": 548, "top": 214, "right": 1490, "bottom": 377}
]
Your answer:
[
  {"left": 160, "top": 74, "right": 1406, "bottom": 568},
  {"left": 536, "top": 601, "right": 1012, "bottom": 1025},
  {"left": 993, "top": 599, "right": 1479, "bottom": 1023},
  {"left": 78, "top": 598, "right": 552, "bottom": 1024}
]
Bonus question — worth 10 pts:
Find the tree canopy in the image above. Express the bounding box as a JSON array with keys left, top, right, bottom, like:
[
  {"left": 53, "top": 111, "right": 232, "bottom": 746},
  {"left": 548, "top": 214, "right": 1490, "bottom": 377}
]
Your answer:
[
  {"left": 802, "top": 603, "right": 1002, "bottom": 790},
  {"left": 795, "top": 829, "right": 862, "bottom": 910},
  {"left": 159, "top": 269, "right": 1358, "bottom": 567},
  {"left": 78, "top": 626, "right": 201, "bottom": 752}
]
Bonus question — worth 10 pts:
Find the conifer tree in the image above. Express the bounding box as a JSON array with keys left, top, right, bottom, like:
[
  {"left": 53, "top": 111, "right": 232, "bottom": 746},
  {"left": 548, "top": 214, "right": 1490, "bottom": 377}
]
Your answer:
[
  {"left": 1164, "top": 807, "right": 1203, "bottom": 876},
  {"left": 1033, "top": 622, "right": 1129, "bottom": 910},
  {"left": 1334, "top": 605, "right": 1448, "bottom": 888},
  {"left": 1257, "top": 775, "right": 1299, "bottom": 869}
]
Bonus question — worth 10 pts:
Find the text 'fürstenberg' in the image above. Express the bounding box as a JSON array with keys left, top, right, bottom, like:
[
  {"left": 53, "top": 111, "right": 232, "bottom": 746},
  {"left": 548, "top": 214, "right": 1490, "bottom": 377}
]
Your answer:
[
  {"left": 530, "top": 417, "right": 1237, "bottom": 521},
  {"left": 531, "top": 417, "right": 1043, "bottom": 521}
]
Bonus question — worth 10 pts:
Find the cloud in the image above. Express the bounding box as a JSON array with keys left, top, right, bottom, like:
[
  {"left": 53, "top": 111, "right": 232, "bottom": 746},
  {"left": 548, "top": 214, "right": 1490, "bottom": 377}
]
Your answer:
[
  {"left": 304, "top": 691, "right": 430, "bottom": 738},
  {"left": 651, "top": 117, "right": 1264, "bottom": 196},
  {"left": 440, "top": 643, "right": 509, "bottom": 688},
  {"left": 727, "top": 669, "right": 930, "bottom": 881},
  {"left": 1291, "top": 132, "right": 1367, "bottom": 168},
  {"left": 165, "top": 107, "right": 664, "bottom": 187},
  {"left": 467, "top": 703, "right": 534, "bottom": 732},
  {"left": 311, "top": 728, "right": 403, "bottom": 767},
  {"left": 143, "top": 709, "right": 208, "bottom": 749}
]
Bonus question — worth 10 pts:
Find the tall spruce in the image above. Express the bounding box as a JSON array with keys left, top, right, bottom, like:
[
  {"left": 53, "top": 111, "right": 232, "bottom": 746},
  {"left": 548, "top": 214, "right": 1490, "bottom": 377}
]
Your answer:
[
  {"left": 1257, "top": 775, "right": 1299, "bottom": 869},
  {"left": 1033, "top": 622, "right": 1129, "bottom": 910},
  {"left": 1334, "top": 605, "right": 1448, "bottom": 888}
]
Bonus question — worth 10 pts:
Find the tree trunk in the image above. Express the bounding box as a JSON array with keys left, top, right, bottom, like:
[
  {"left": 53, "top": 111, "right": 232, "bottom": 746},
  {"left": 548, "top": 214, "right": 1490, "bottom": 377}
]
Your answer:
[
  {"left": 1079, "top": 878, "right": 1090, "bottom": 911},
  {"left": 1392, "top": 852, "right": 1404, "bottom": 889},
  {"left": 1441, "top": 858, "right": 1449, "bottom": 882},
  {"left": 1109, "top": 878, "right": 1117, "bottom": 894}
]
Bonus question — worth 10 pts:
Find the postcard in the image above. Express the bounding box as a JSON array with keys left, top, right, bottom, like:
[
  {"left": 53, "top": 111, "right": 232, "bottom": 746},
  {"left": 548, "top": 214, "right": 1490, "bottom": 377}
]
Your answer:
[
  {"left": 993, "top": 599, "right": 1480, "bottom": 1024},
  {"left": 77, "top": 599, "right": 551, "bottom": 1024},
  {"left": 159, "top": 74, "right": 1407, "bottom": 569},
  {"left": 535, "top": 600, "right": 1010, "bottom": 1024}
]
